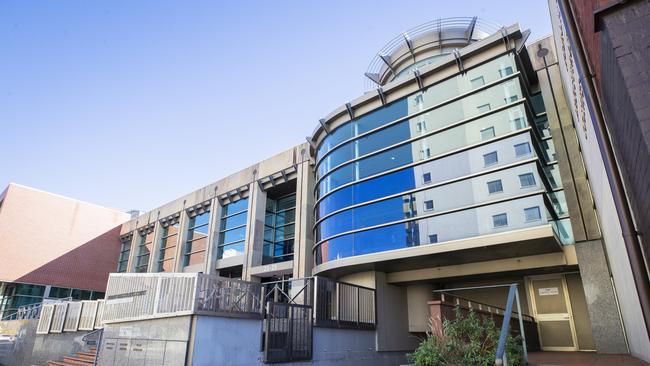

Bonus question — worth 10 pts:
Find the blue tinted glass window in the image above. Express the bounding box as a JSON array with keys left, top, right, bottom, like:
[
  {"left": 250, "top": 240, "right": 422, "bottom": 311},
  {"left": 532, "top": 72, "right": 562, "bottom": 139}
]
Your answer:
[
  {"left": 357, "top": 144, "right": 413, "bottom": 180},
  {"left": 316, "top": 123, "right": 353, "bottom": 161},
  {"left": 519, "top": 173, "right": 536, "bottom": 187},
  {"left": 220, "top": 226, "right": 246, "bottom": 245},
  {"left": 354, "top": 99, "right": 408, "bottom": 135},
  {"left": 514, "top": 142, "right": 531, "bottom": 157},
  {"left": 428, "top": 234, "right": 438, "bottom": 243},
  {"left": 487, "top": 180, "right": 503, "bottom": 194},
  {"left": 483, "top": 151, "right": 498, "bottom": 166},
  {"left": 492, "top": 213, "right": 508, "bottom": 227},
  {"left": 525, "top": 206, "right": 542, "bottom": 221},
  {"left": 222, "top": 198, "right": 248, "bottom": 216},
  {"left": 220, "top": 211, "right": 247, "bottom": 230},
  {"left": 356, "top": 120, "right": 411, "bottom": 156}
]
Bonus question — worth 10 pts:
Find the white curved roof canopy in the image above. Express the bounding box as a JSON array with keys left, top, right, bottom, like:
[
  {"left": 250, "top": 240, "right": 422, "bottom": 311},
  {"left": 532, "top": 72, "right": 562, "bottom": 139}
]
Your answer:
[{"left": 364, "top": 17, "right": 502, "bottom": 89}]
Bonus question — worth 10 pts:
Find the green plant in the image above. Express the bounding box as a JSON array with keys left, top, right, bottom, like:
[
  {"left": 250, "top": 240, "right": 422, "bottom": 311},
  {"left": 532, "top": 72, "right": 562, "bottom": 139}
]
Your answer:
[{"left": 407, "top": 307, "right": 523, "bottom": 366}]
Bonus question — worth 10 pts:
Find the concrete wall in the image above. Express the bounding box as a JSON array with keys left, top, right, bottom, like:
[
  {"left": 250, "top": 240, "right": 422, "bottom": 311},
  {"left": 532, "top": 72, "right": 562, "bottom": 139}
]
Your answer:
[
  {"left": 98, "top": 316, "right": 192, "bottom": 366},
  {"left": 192, "top": 316, "right": 407, "bottom": 366},
  {"left": 375, "top": 272, "right": 420, "bottom": 352},
  {"left": 0, "top": 319, "right": 92, "bottom": 366}
]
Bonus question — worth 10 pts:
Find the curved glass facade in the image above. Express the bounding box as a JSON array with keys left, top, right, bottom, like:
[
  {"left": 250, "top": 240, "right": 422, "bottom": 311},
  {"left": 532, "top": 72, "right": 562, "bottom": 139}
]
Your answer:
[{"left": 313, "top": 52, "right": 571, "bottom": 265}]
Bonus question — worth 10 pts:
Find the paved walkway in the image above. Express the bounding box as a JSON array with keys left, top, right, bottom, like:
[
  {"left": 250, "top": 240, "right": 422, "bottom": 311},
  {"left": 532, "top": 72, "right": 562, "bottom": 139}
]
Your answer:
[{"left": 528, "top": 352, "right": 650, "bottom": 366}]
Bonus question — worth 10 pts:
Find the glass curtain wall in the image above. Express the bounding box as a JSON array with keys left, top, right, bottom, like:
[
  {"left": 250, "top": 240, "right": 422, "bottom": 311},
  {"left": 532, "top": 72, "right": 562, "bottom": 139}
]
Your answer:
[
  {"left": 183, "top": 210, "right": 210, "bottom": 267},
  {"left": 218, "top": 198, "right": 249, "bottom": 259},
  {"left": 263, "top": 194, "right": 296, "bottom": 264},
  {"left": 157, "top": 217, "right": 180, "bottom": 272},
  {"left": 313, "top": 51, "right": 572, "bottom": 265},
  {"left": 135, "top": 227, "right": 155, "bottom": 273},
  {"left": 117, "top": 235, "right": 132, "bottom": 272}
]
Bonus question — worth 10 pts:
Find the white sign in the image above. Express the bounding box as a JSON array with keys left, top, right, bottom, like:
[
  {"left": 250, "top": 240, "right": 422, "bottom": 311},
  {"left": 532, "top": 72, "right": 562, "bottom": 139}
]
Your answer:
[{"left": 538, "top": 287, "right": 560, "bottom": 296}]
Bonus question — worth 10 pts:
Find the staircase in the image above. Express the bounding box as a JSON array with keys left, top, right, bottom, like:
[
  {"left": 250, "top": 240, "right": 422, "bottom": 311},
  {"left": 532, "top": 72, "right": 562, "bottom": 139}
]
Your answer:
[{"left": 47, "top": 346, "right": 97, "bottom": 366}]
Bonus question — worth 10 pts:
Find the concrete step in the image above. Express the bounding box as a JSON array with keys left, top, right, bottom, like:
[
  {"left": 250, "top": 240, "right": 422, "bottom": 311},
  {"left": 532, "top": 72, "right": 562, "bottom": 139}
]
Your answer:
[
  {"left": 47, "top": 362, "right": 76, "bottom": 366},
  {"left": 73, "top": 353, "right": 96, "bottom": 361},
  {"left": 62, "top": 356, "right": 94, "bottom": 365}
]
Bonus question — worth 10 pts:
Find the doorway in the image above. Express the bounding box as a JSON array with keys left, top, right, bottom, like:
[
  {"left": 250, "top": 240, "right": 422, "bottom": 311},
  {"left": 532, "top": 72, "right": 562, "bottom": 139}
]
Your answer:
[{"left": 526, "top": 274, "right": 578, "bottom": 351}]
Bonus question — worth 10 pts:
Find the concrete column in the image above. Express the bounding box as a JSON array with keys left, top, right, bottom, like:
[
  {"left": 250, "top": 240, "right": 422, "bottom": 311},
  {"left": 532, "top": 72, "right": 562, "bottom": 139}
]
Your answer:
[
  {"left": 172, "top": 207, "right": 189, "bottom": 273},
  {"left": 375, "top": 272, "right": 420, "bottom": 352},
  {"left": 204, "top": 197, "right": 222, "bottom": 275},
  {"left": 293, "top": 160, "right": 315, "bottom": 279},
  {"left": 575, "top": 240, "right": 627, "bottom": 353},
  {"left": 242, "top": 183, "right": 263, "bottom": 281}
]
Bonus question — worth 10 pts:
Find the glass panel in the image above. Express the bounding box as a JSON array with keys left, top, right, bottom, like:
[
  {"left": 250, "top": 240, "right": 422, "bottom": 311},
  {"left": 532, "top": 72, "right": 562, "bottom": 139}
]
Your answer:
[
  {"left": 185, "top": 252, "right": 205, "bottom": 267},
  {"left": 317, "top": 132, "right": 536, "bottom": 220},
  {"left": 483, "top": 152, "right": 498, "bottom": 166},
  {"left": 219, "top": 226, "right": 246, "bottom": 245},
  {"left": 316, "top": 78, "right": 524, "bottom": 181},
  {"left": 15, "top": 284, "right": 45, "bottom": 297},
  {"left": 218, "top": 242, "right": 245, "bottom": 259},
  {"left": 220, "top": 211, "right": 247, "bottom": 230},
  {"left": 514, "top": 142, "right": 532, "bottom": 157},
  {"left": 525, "top": 206, "right": 542, "bottom": 222},
  {"left": 481, "top": 127, "right": 495, "bottom": 140},
  {"left": 221, "top": 198, "right": 248, "bottom": 217},
  {"left": 519, "top": 173, "right": 537, "bottom": 188},
  {"left": 274, "top": 224, "right": 295, "bottom": 242},
  {"left": 158, "top": 260, "right": 175, "bottom": 272},
  {"left": 487, "top": 180, "right": 503, "bottom": 194},
  {"left": 275, "top": 209, "right": 295, "bottom": 226},
  {"left": 317, "top": 102, "right": 528, "bottom": 197},
  {"left": 192, "top": 211, "right": 210, "bottom": 228},
  {"left": 493, "top": 213, "right": 508, "bottom": 227},
  {"left": 276, "top": 195, "right": 296, "bottom": 211}
]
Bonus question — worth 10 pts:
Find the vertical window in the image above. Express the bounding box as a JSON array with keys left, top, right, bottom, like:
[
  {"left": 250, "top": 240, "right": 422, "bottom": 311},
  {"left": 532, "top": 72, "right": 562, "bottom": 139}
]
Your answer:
[
  {"left": 480, "top": 126, "right": 495, "bottom": 140},
  {"left": 483, "top": 151, "right": 498, "bottom": 167},
  {"left": 470, "top": 76, "right": 485, "bottom": 88},
  {"left": 423, "top": 172, "right": 432, "bottom": 184},
  {"left": 218, "top": 198, "right": 249, "bottom": 259},
  {"left": 477, "top": 103, "right": 491, "bottom": 113},
  {"left": 157, "top": 217, "right": 180, "bottom": 272},
  {"left": 135, "top": 227, "right": 154, "bottom": 273},
  {"left": 492, "top": 213, "right": 508, "bottom": 228},
  {"left": 499, "top": 66, "right": 514, "bottom": 77},
  {"left": 416, "top": 121, "right": 427, "bottom": 132},
  {"left": 504, "top": 95, "right": 519, "bottom": 103},
  {"left": 428, "top": 234, "right": 438, "bottom": 243},
  {"left": 487, "top": 179, "right": 503, "bottom": 194},
  {"left": 424, "top": 200, "right": 434, "bottom": 211},
  {"left": 184, "top": 210, "right": 210, "bottom": 267},
  {"left": 524, "top": 206, "right": 542, "bottom": 222},
  {"left": 511, "top": 117, "right": 526, "bottom": 130},
  {"left": 514, "top": 142, "right": 532, "bottom": 157},
  {"left": 519, "top": 173, "right": 536, "bottom": 188},
  {"left": 263, "top": 194, "right": 296, "bottom": 265},
  {"left": 117, "top": 235, "right": 132, "bottom": 272},
  {"left": 421, "top": 148, "right": 431, "bottom": 159}
]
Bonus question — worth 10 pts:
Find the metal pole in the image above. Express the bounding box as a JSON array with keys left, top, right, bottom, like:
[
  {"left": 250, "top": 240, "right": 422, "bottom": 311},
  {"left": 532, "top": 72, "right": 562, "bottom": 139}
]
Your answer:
[{"left": 514, "top": 285, "right": 528, "bottom": 365}]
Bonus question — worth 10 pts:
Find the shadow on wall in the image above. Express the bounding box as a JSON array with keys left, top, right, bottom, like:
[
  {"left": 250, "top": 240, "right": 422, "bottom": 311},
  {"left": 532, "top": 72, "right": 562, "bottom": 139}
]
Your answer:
[{"left": 13, "top": 225, "right": 123, "bottom": 292}]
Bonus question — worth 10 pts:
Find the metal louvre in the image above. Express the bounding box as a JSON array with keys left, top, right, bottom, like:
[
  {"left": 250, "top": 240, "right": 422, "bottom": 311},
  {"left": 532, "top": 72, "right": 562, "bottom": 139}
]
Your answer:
[
  {"left": 102, "top": 274, "right": 158, "bottom": 322},
  {"left": 36, "top": 304, "right": 55, "bottom": 334},
  {"left": 50, "top": 303, "right": 68, "bottom": 333},
  {"left": 94, "top": 300, "right": 105, "bottom": 329},
  {"left": 264, "top": 302, "right": 313, "bottom": 363},
  {"left": 195, "top": 274, "right": 263, "bottom": 317},
  {"left": 63, "top": 301, "right": 82, "bottom": 331},
  {"left": 79, "top": 301, "right": 99, "bottom": 330},
  {"left": 156, "top": 275, "right": 197, "bottom": 315}
]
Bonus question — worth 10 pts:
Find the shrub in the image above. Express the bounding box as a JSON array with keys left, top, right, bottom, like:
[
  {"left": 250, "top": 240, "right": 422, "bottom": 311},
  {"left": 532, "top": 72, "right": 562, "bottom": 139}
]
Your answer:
[{"left": 408, "top": 307, "right": 522, "bottom": 366}]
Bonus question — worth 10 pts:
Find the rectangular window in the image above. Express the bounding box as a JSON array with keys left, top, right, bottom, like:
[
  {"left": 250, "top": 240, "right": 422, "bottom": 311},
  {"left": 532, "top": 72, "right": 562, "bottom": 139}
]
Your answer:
[
  {"left": 421, "top": 148, "right": 431, "bottom": 159},
  {"left": 263, "top": 194, "right": 296, "bottom": 265},
  {"left": 470, "top": 76, "right": 485, "bottom": 88},
  {"left": 423, "top": 172, "right": 431, "bottom": 184},
  {"left": 499, "top": 66, "right": 514, "bottom": 77},
  {"left": 117, "top": 235, "right": 132, "bottom": 272},
  {"left": 524, "top": 206, "right": 542, "bottom": 222},
  {"left": 428, "top": 234, "right": 438, "bottom": 243},
  {"left": 504, "top": 95, "right": 518, "bottom": 103},
  {"left": 511, "top": 117, "right": 526, "bottom": 130},
  {"left": 487, "top": 179, "right": 503, "bottom": 194},
  {"left": 514, "top": 142, "right": 532, "bottom": 157},
  {"left": 519, "top": 173, "right": 536, "bottom": 188},
  {"left": 156, "top": 218, "right": 180, "bottom": 272},
  {"left": 183, "top": 210, "right": 210, "bottom": 268},
  {"left": 492, "top": 213, "right": 508, "bottom": 228},
  {"left": 480, "top": 126, "right": 495, "bottom": 140},
  {"left": 135, "top": 228, "right": 154, "bottom": 273},
  {"left": 218, "top": 198, "right": 249, "bottom": 259},
  {"left": 424, "top": 200, "right": 434, "bottom": 211},
  {"left": 416, "top": 121, "right": 427, "bottom": 132},
  {"left": 483, "top": 151, "right": 498, "bottom": 167},
  {"left": 477, "top": 103, "right": 491, "bottom": 113}
]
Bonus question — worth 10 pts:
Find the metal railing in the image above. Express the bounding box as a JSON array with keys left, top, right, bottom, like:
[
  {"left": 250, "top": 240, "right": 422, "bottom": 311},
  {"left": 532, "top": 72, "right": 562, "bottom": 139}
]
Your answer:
[
  {"left": 261, "top": 277, "right": 376, "bottom": 329},
  {"left": 433, "top": 284, "right": 528, "bottom": 366}
]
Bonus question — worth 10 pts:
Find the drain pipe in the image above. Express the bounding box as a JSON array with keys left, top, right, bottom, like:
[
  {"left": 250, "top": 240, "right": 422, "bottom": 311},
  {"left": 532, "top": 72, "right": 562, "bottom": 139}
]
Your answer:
[{"left": 558, "top": 0, "right": 650, "bottom": 339}]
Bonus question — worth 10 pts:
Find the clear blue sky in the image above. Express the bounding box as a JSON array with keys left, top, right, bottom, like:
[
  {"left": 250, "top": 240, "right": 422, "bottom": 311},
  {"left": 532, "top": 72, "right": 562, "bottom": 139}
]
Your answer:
[{"left": 0, "top": 0, "right": 552, "bottom": 212}]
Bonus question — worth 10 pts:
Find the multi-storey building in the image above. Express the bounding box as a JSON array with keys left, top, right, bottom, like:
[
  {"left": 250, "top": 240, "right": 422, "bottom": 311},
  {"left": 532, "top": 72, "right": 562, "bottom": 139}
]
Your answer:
[
  {"left": 112, "top": 17, "right": 640, "bottom": 358},
  {"left": 0, "top": 183, "right": 131, "bottom": 318}
]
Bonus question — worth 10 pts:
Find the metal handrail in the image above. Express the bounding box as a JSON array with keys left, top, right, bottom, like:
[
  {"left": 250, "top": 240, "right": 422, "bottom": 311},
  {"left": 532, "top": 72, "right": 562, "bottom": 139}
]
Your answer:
[
  {"left": 1, "top": 297, "right": 74, "bottom": 321},
  {"left": 435, "top": 291, "right": 535, "bottom": 322},
  {"left": 82, "top": 328, "right": 103, "bottom": 366},
  {"left": 495, "top": 285, "right": 516, "bottom": 366}
]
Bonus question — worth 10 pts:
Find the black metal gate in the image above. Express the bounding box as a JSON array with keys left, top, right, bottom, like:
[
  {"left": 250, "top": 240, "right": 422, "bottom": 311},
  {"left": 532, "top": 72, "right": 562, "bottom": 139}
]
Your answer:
[{"left": 263, "top": 301, "right": 313, "bottom": 363}]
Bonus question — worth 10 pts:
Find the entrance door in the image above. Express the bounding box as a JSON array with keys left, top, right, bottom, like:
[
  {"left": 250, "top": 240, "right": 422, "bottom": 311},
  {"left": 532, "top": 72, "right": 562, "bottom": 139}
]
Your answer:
[{"left": 527, "top": 274, "right": 578, "bottom": 351}]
